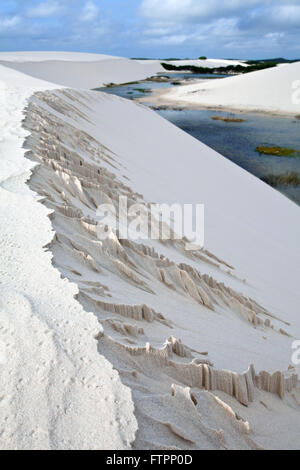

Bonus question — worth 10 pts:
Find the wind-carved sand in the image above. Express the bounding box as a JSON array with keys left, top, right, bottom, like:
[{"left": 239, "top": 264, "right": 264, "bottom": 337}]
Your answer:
[{"left": 22, "top": 88, "right": 300, "bottom": 450}]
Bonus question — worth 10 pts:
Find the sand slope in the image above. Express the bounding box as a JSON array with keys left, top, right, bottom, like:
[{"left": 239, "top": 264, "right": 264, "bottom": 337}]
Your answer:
[
  {"left": 23, "top": 87, "right": 300, "bottom": 449},
  {"left": 0, "top": 52, "right": 163, "bottom": 88},
  {"left": 0, "top": 51, "right": 125, "bottom": 62},
  {"left": 158, "top": 61, "right": 300, "bottom": 114},
  {"left": 0, "top": 55, "right": 300, "bottom": 449},
  {"left": 0, "top": 66, "right": 137, "bottom": 450}
]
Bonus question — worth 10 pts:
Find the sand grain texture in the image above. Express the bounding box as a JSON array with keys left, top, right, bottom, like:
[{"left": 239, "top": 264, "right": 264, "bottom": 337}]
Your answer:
[{"left": 0, "top": 53, "right": 300, "bottom": 449}]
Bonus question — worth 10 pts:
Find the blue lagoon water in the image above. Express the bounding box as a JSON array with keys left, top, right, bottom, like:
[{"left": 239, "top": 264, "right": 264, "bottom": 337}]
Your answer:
[{"left": 98, "top": 74, "right": 300, "bottom": 205}]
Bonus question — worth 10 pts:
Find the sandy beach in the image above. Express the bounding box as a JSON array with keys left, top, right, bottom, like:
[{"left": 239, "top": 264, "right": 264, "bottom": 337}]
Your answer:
[{"left": 137, "top": 62, "right": 300, "bottom": 117}]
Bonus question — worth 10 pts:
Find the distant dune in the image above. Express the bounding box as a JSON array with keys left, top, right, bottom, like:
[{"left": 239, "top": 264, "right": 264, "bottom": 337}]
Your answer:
[
  {"left": 0, "top": 51, "right": 163, "bottom": 88},
  {"left": 165, "top": 58, "right": 248, "bottom": 68},
  {"left": 156, "top": 61, "right": 300, "bottom": 115}
]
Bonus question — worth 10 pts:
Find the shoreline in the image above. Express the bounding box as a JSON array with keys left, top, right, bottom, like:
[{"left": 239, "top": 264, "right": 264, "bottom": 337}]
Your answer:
[{"left": 136, "top": 86, "right": 300, "bottom": 119}]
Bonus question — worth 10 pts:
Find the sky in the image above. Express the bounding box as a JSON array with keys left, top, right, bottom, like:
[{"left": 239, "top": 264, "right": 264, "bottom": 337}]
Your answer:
[{"left": 0, "top": 0, "right": 299, "bottom": 59}]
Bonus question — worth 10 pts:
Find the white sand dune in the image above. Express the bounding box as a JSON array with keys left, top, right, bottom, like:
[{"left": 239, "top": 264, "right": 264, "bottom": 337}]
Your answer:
[
  {"left": 0, "top": 53, "right": 300, "bottom": 450},
  {"left": 0, "top": 51, "right": 163, "bottom": 89},
  {"left": 0, "top": 51, "right": 125, "bottom": 62},
  {"left": 154, "top": 61, "right": 300, "bottom": 115},
  {"left": 164, "top": 58, "right": 248, "bottom": 68},
  {"left": 0, "top": 65, "right": 137, "bottom": 450}
]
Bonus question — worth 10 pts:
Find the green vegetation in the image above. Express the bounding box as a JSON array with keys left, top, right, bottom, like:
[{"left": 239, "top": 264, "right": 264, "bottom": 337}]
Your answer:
[
  {"left": 160, "top": 61, "right": 278, "bottom": 75},
  {"left": 246, "top": 58, "right": 299, "bottom": 65},
  {"left": 261, "top": 172, "right": 300, "bottom": 187},
  {"left": 130, "top": 57, "right": 299, "bottom": 64},
  {"left": 160, "top": 58, "right": 182, "bottom": 61},
  {"left": 104, "top": 80, "right": 140, "bottom": 88},
  {"left": 133, "top": 88, "right": 152, "bottom": 93},
  {"left": 145, "top": 76, "right": 169, "bottom": 83},
  {"left": 255, "top": 146, "right": 300, "bottom": 157},
  {"left": 211, "top": 116, "right": 246, "bottom": 123}
]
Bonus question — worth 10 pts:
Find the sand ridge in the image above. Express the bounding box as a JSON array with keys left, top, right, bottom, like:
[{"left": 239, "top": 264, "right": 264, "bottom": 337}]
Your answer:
[{"left": 22, "top": 87, "right": 300, "bottom": 449}]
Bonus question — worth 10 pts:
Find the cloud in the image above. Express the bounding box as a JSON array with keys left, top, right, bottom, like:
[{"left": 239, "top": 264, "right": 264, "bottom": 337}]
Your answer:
[
  {"left": 26, "top": 1, "right": 61, "bottom": 18},
  {"left": 0, "top": 15, "right": 21, "bottom": 29},
  {"left": 81, "top": 1, "right": 99, "bottom": 22},
  {"left": 138, "top": 0, "right": 300, "bottom": 57},
  {"left": 0, "top": 0, "right": 299, "bottom": 59},
  {"left": 140, "top": 0, "right": 262, "bottom": 22},
  {"left": 263, "top": 4, "right": 300, "bottom": 28},
  {"left": 142, "top": 33, "right": 188, "bottom": 46}
]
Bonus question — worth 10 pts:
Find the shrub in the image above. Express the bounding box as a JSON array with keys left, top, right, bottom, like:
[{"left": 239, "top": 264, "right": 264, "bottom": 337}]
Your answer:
[
  {"left": 255, "top": 146, "right": 300, "bottom": 157},
  {"left": 211, "top": 116, "right": 245, "bottom": 123},
  {"left": 160, "top": 61, "right": 277, "bottom": 75},
  {"left": 261, "top": 172, "right": 300, "bottom": 187}
]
